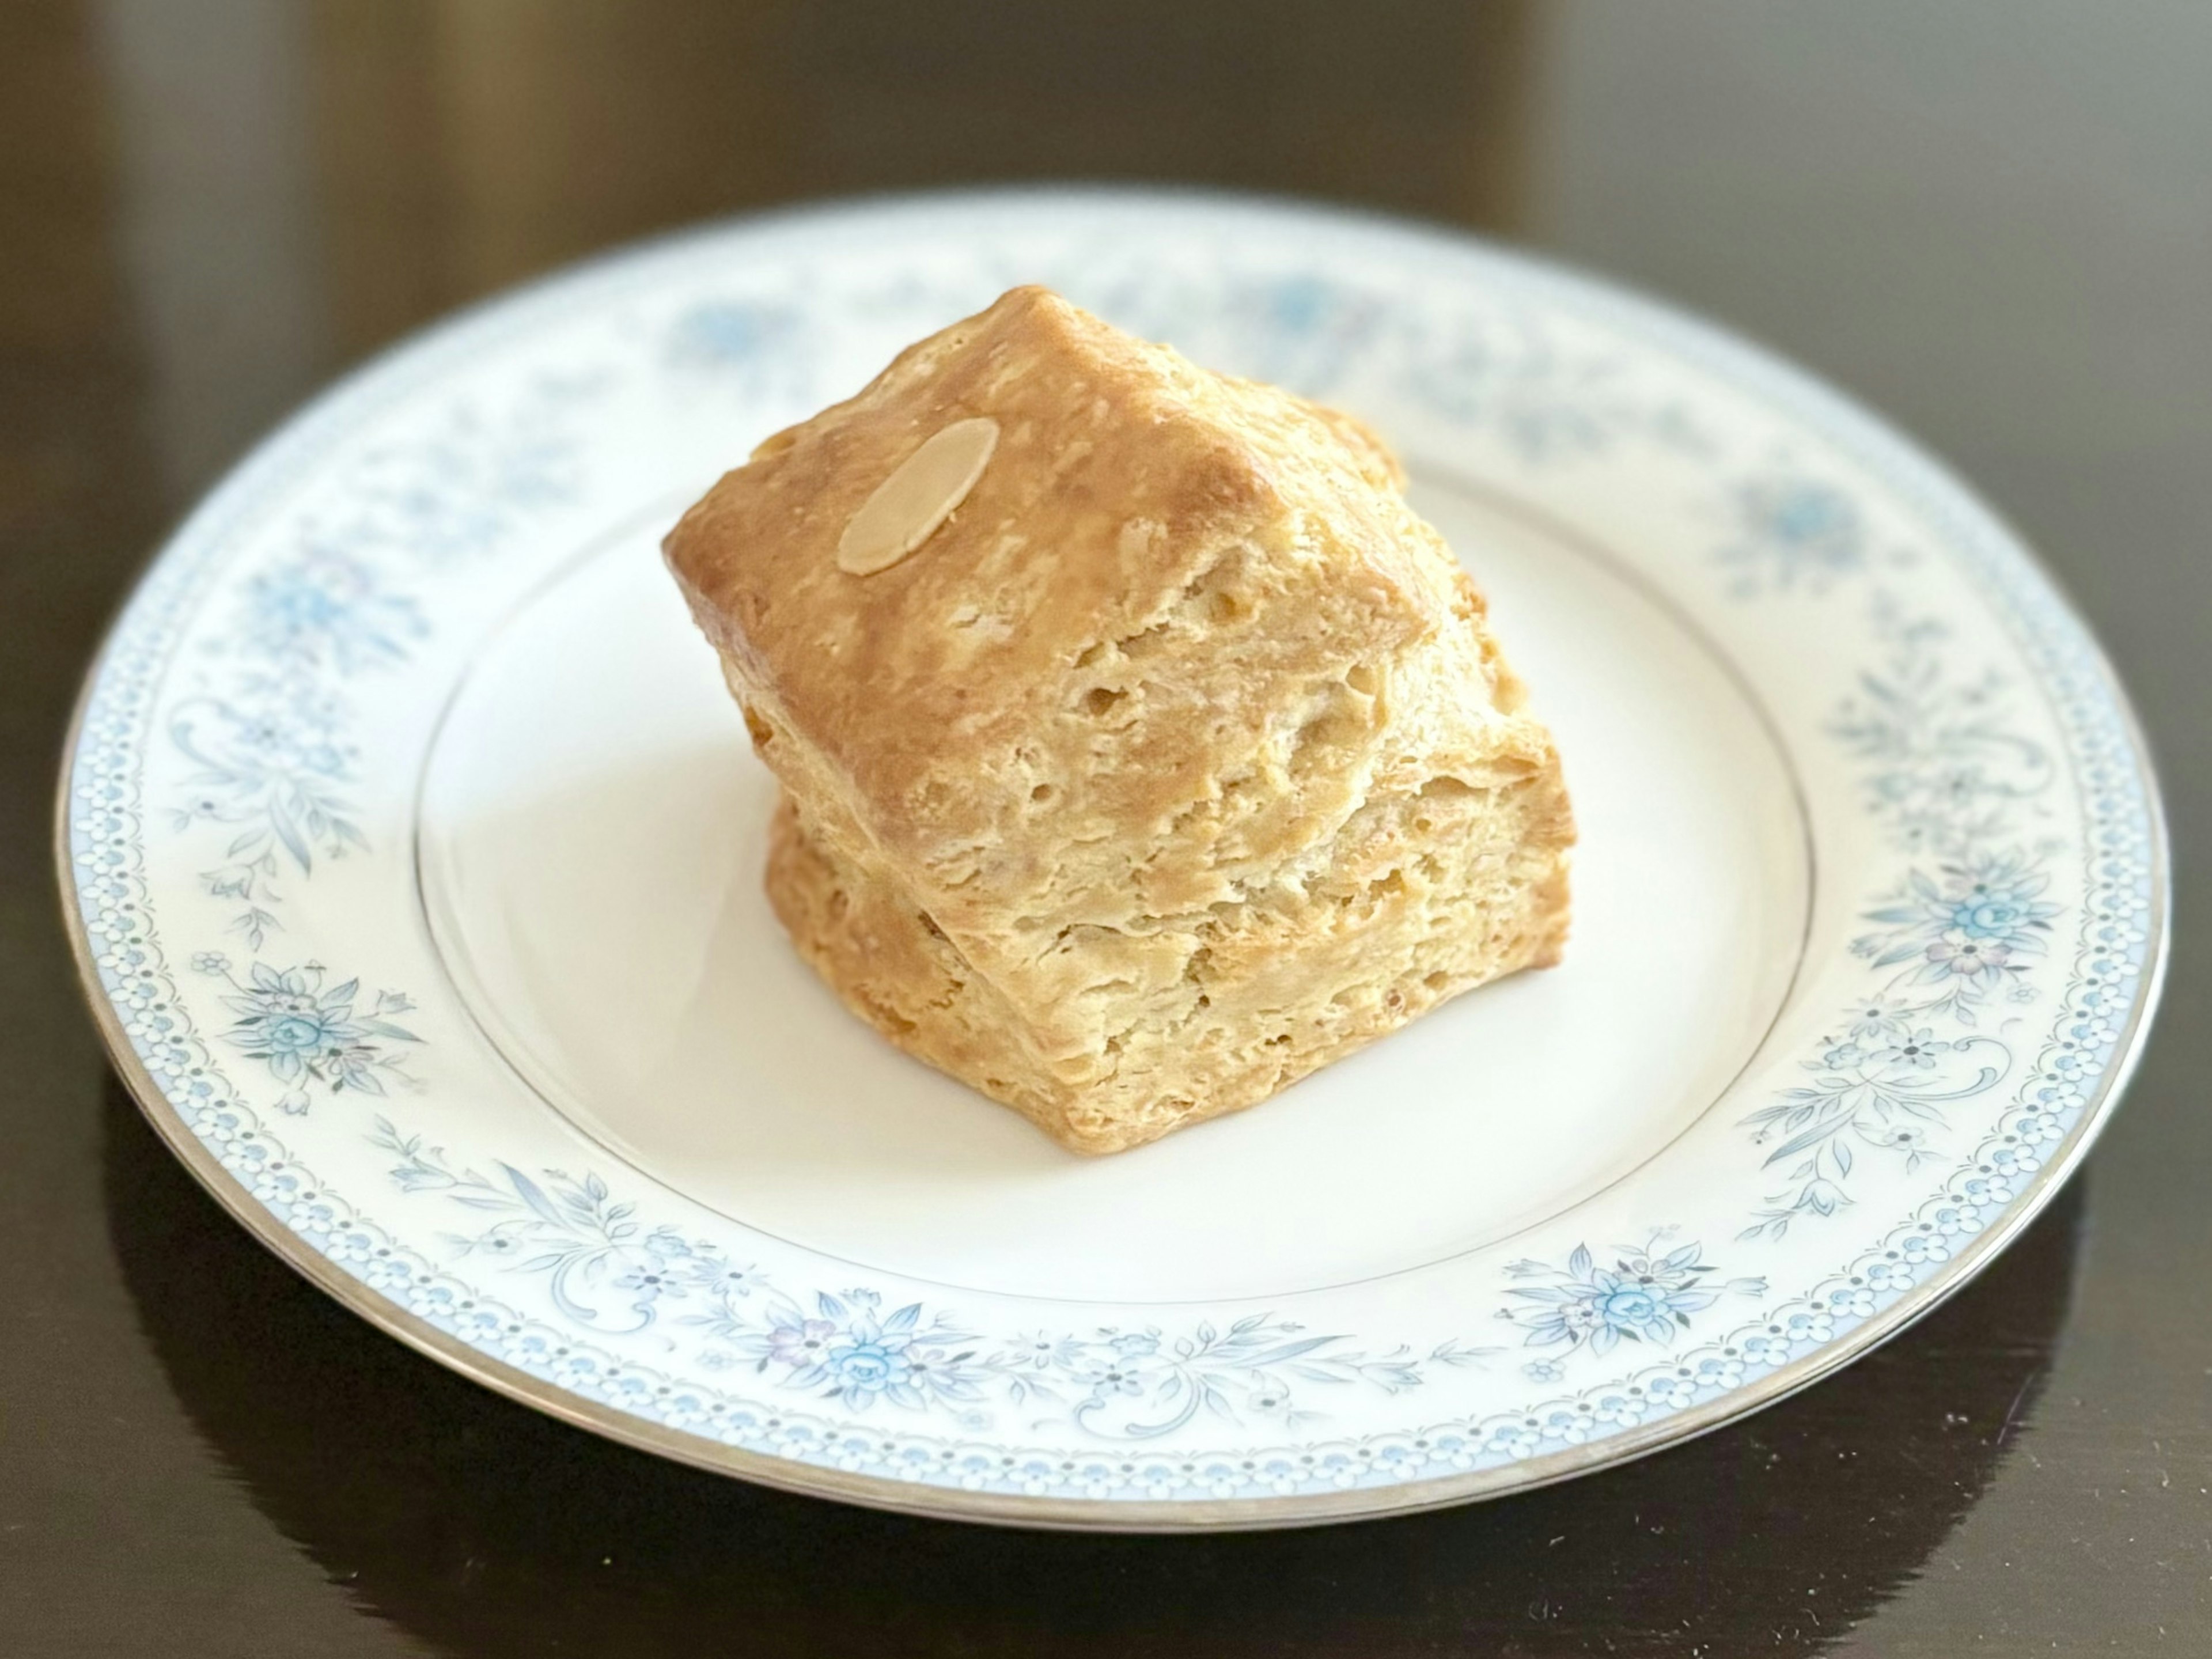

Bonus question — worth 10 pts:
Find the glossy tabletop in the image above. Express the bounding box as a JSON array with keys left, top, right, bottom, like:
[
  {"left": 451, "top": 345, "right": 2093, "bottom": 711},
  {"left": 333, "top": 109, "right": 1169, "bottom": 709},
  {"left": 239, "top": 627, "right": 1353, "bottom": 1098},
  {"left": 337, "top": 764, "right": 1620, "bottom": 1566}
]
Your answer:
[{"left": 3, "top": 3, "right": 2208, "bottom": 1653}]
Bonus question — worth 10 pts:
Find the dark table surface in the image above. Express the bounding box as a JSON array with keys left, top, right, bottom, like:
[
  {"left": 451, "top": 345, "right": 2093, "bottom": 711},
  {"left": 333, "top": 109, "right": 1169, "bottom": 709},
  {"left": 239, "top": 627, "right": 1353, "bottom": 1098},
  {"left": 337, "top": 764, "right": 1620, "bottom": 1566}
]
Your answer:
[{"left": 5, "top": 3, "right": 2209, "bottom": 1654}]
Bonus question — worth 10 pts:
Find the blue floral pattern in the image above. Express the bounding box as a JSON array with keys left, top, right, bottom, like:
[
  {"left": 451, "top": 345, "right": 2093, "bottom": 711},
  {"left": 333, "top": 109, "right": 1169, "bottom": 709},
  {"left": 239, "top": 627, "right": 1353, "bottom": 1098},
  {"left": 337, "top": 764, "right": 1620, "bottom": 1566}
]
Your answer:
[
  {"left": 1738, "top": 601, "right": 2065, "bottom": 1238},
  {"left": 171, "top": 690, "right": 368, "bottom": 948},
  {"left": 60, "top": 198, "right": 2161, "bottom": 1513},
  {"left": 1403, "top": 310, "right": 1726, "bottom": 463},
  {"left": 1503, "top": 1236, "right": 1764, "bottom": 1363},
  {"left": 1857, "top": 851, "right": 2060, "bottom": 1014},
  {"left": 236, "top": 547, "right": 426, "bottom": 671},
  {"left": 370, "top": 1119, "right": 1490, "bottom": 1435},
  {"left": 1719, "top": 477, "right": 1866, "bottom": 594},
  {"left": 667, "top": 300, "right": 816, "bottom": 402},
  {"left": 170, "top": 389, "right": 584, "bottom": 944},
  {"left": 1828, "top": 597, "right": 2054, "bottom": 858},
  {"left": 206, "top": 960, "right": 419, "bottom": 1116},
  {"left": 347, "top": 393, "right": 584, "bottom": 566}
]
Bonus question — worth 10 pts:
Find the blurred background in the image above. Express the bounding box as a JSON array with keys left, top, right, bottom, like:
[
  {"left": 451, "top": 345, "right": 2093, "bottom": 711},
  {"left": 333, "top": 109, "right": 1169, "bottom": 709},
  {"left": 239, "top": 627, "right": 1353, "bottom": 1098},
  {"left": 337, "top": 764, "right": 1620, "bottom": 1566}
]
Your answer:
[{"left": 3, "top": 3, "right": 2208, "bottom": 1655}]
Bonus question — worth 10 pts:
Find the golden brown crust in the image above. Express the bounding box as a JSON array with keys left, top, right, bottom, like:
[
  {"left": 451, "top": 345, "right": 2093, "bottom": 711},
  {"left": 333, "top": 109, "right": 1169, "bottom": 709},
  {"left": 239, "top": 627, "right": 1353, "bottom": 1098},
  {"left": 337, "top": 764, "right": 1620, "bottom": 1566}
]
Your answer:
[{"left": 667, "top": 286, "right": 1574, "bottom": 1154}]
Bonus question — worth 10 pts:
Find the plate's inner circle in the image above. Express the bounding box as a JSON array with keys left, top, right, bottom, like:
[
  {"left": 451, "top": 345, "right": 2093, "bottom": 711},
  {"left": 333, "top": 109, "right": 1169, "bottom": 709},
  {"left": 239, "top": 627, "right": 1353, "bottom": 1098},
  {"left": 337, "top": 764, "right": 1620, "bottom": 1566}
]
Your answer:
[{"left": 416, "top": 475, "right": 1813, "bottom": 1303}]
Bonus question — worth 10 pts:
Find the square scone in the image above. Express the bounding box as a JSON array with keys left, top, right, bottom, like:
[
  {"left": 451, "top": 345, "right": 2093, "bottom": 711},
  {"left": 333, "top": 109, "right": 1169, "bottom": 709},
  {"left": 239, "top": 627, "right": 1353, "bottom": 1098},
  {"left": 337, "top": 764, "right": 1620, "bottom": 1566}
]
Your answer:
[{"left": 664, "top": 286, "right": 1573, "bottom": 1154}]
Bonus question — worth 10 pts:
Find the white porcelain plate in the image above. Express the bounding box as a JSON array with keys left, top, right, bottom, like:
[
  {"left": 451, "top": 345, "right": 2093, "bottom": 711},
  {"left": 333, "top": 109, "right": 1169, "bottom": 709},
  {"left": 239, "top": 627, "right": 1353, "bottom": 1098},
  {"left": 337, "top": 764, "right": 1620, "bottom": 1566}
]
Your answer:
[{"left": 62, "top": 191, "right": 2167, "bottom": 1529}]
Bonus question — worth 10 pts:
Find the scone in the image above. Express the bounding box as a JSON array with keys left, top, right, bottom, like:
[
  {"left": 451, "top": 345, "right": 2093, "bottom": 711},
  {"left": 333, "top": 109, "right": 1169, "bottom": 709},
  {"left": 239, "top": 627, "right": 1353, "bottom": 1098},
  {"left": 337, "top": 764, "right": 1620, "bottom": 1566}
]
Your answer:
[{"left": 664, "top": 285, "right": 1573, "bottom": 1154}]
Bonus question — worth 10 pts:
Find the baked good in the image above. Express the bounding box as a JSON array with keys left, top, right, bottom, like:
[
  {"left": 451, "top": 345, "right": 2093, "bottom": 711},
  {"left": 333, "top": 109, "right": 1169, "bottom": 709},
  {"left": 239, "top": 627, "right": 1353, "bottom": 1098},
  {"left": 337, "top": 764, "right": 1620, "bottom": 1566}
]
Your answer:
[{"left": 663, "top": 286, "right": 1574, "bottom": 1154}]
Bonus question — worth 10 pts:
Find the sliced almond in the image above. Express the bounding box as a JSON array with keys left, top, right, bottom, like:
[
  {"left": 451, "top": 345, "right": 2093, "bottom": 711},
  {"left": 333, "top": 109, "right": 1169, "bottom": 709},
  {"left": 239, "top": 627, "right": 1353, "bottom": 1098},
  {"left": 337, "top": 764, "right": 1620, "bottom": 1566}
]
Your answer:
[{"left": 836, "top": 416, "right": 999, "bottom": 575}]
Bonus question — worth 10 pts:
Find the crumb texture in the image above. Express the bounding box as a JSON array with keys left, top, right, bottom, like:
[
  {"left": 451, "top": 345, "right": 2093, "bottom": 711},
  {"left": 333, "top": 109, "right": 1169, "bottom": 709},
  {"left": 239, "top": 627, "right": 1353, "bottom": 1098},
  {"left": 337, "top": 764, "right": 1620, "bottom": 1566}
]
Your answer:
[{"left": 665, "top": 285, "right": 1574, "bottom": 1154}]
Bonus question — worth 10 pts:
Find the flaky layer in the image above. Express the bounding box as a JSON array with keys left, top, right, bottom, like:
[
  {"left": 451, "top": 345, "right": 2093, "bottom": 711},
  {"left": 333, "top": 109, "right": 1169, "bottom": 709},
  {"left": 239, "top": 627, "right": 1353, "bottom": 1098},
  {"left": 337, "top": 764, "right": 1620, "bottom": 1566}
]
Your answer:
[{"left": 767, "top": 670, "right": 1571, "bottom": 1156}]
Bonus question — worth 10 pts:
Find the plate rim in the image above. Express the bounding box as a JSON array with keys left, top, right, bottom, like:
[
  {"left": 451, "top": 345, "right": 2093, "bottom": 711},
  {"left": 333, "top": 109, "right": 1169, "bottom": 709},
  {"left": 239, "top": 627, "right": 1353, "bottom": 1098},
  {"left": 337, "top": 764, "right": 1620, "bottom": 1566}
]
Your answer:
[{"left": 54, "top": 183, "right": 2173, "bottom": 1531}]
